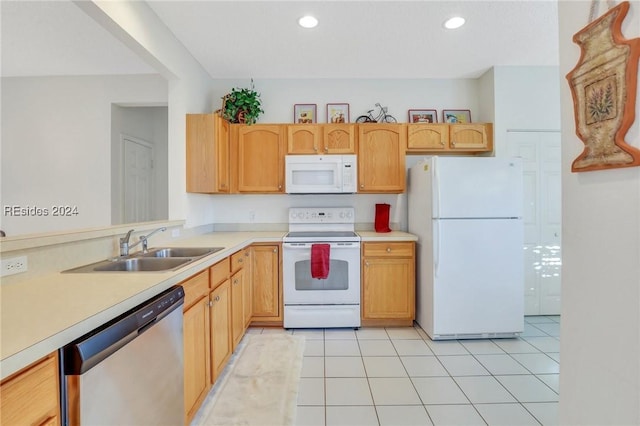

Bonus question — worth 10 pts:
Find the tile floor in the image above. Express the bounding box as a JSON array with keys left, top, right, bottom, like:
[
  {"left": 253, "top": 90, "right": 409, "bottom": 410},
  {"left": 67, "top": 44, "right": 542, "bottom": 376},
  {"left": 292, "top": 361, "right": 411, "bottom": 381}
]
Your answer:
[{"left": 248, "top": 315, "right": 560, "bottom": 426}]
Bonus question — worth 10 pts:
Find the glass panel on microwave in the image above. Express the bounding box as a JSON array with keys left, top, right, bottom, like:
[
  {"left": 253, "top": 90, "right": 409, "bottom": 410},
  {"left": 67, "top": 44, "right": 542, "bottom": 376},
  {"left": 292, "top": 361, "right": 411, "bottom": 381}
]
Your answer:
[
  {"left": 291, "top": 170, "right": 334, "bottom": 185},
  {"left": 294, "top": 259, "right": 349, "bottom": 290}
]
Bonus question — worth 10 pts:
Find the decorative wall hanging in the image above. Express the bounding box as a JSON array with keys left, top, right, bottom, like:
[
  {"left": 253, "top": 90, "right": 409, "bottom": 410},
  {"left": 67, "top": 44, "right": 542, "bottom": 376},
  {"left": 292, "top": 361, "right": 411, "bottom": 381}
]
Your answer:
[{"left": 566, "top": 1, "right": 640, "bottom": 172}]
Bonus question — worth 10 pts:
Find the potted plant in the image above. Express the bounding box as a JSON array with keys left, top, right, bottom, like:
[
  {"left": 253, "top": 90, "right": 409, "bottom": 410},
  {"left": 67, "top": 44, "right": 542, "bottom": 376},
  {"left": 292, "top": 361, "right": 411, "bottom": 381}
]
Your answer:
[{"left": 221, "top": 79, "right": 264, "bottom": 125}]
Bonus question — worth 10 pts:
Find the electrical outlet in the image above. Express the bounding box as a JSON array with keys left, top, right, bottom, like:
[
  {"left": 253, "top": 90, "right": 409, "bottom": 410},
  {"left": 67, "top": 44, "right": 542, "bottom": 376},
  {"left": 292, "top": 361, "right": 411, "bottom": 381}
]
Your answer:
[{"left": 1, "top": 256, "right": 28, "bottom": 277}]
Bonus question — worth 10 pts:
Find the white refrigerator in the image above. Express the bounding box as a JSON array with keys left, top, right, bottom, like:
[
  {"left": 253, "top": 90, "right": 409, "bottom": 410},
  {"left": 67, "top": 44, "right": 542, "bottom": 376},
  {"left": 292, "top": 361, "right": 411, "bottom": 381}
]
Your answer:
[{"left": 408, "top": 156, "right": 524, "bottom": 340}]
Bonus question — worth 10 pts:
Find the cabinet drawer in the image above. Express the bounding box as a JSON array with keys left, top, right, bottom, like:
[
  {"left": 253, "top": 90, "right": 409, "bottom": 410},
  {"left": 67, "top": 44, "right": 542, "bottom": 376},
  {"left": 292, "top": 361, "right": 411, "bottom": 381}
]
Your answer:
[
  {"left": 211, "top": 258, "right": 230, "bottom": 289},
  {"left": 182, "top": 270, "right": 210, "bottom": 310},
  {"left": 1, "top": 352, "right": 60, "bottom": 426},
  {"left": 230, "top": 250, "right": 247, "bottom": 273},
  {"left": 363, "top": 242, "right": 414, "bottom": 257}
]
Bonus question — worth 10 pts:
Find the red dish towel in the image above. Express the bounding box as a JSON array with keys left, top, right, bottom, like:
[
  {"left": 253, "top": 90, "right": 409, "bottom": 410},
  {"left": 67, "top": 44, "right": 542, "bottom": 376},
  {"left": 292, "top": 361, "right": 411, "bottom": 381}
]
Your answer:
[{"left": 310, "top": 244, "right": 330, "bottom": 279}]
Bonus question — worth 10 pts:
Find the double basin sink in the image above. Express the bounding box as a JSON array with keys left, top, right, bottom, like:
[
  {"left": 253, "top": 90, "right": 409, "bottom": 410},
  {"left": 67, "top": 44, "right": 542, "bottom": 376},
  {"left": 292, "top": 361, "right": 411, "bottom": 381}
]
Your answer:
[{"left": 64, "top": 247, "right": 224, "bottom": 273}]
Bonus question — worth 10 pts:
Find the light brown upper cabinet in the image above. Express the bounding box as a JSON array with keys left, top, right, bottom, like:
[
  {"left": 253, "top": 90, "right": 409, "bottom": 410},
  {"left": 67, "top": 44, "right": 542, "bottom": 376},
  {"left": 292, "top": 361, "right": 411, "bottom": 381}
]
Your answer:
[
  {"left": 287, "top": 124, "right": 356, "bottom": 154},
  {"left": 357, "top": 124, "right": 406, "bottom": 193},
  {"left": 449, "top": 123, "right": 493, "bottom": 151},
  {"left": 231, "top": 124, "right": 285, "bottom": 193},
  {"left": 186, "top": 113, "right": 230, "bottom": 193},
  {"left": 407, "top": 123, "right": 493, "bottom": 153}
]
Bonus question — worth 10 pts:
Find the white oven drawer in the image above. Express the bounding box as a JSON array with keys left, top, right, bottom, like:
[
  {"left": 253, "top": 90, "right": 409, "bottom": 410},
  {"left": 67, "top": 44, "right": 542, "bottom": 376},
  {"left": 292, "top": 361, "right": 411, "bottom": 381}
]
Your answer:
[{"left": 284, "top": 305, "right": 360, "bottom": 329}]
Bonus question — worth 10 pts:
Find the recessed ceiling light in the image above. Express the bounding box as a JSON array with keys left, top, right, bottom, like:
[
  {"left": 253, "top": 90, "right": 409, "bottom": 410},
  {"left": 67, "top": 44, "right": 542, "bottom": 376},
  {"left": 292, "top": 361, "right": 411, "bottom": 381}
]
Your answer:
[
  {"left": 298, "top": 15, "right": 318, "bottom": 29},
  {"left": 444, "top": 16, "right": 466, "bottom": 29}
]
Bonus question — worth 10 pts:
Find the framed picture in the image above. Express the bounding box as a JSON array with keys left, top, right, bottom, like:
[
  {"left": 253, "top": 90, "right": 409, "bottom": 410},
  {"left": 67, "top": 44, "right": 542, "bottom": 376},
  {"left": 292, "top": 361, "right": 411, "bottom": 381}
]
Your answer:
[
  {"left": 326, "top": 103, "right": 350, "bottom": 123},
  {"left": 408, "top": 109, "right": 438, "bottom": 123},
  {"left": 294, "top": 104, "right": 317, "bottom": 124},
  {"left": 442, "top": 109, "right": 472, "bottom": 123}
]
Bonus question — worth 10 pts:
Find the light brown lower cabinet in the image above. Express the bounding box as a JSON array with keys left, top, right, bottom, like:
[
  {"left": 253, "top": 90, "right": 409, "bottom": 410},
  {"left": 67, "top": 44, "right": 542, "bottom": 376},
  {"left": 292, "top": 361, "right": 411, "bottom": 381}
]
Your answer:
[
  {"left": 0, "top": 352, "right": 61, "bottom": 426},
  {"left": 210, "top": 279, "right": 232, "bottom": 381},
  {"left": 361, "top": 242, "right": 416, "bottom": 326},
  {"left": 250, "top": 244, "right": 283, "bottom": 325},
  {"left": 230, "top": 249, "right": 250, "bottom": 350},
  {"left": 182, "top": 270, "right": 212, "bottom": 425}
]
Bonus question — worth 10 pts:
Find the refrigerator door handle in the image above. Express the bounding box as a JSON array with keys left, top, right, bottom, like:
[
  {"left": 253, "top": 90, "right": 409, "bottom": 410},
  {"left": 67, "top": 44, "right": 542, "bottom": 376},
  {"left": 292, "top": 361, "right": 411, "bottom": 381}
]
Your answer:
[
  {"left": 433, "top": 157, "right": 440, "bottom": 219},
  {"left": 434, "top": 220, "right": 440, "bottom": 278}
]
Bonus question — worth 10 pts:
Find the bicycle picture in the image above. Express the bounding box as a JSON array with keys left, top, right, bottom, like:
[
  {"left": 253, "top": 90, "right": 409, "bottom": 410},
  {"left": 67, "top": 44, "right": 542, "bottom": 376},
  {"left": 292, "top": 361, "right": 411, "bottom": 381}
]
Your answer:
[{"left": 355, "top": 103, "right": 397, "bottom": 123}]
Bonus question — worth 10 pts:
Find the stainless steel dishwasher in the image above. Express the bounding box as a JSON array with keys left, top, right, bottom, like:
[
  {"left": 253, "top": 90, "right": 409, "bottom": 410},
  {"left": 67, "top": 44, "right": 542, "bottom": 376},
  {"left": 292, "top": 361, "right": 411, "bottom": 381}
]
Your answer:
[{"left": 60, "top": 286, "right": 185, "bottom": 426}]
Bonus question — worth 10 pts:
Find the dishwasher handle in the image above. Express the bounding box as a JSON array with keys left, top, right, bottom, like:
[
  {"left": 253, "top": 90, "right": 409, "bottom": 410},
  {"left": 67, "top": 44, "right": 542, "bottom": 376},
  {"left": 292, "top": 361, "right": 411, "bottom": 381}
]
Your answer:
[{"left": 63, "top": 286, "right": 184, "bottom": 375}]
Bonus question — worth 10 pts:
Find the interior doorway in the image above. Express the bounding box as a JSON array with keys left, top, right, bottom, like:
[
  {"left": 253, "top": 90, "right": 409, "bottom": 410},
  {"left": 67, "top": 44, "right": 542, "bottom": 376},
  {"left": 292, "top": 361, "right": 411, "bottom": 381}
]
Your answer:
[
  {"left": 111, "top": 105, "right": 168, "bottom": 225},
  {"left": 508, "top": 130, "right": 562, "bottom": 315},
  {"left": 123, "top": 136, "right": 153, "bottom": 223}
]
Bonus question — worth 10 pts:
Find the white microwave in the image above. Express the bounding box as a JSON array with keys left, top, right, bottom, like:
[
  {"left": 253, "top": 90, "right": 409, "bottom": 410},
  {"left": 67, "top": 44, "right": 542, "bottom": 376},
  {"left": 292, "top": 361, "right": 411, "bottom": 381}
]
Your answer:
[{"left": 285, "top": 155, "right": 357, "bottom": 194}]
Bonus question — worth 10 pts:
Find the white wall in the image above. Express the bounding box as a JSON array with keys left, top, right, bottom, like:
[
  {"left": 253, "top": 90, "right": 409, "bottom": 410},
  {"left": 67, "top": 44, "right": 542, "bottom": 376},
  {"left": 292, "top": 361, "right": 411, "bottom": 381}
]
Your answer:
[
  {"left": 212, "top": 78, "right": 481, "bottom": 125},
  {"left": 209, "top": 78, "right": 481, "bottom": 229},
  {"left": 492, "top": 66, "right": 562, "bottom": 156},
  {"left": 0, "top": 74, "right": 167, "bottom": 235},
  {"left": 558, "top": 1, "right": 640, "bottom": 424},
  {"left": 208, "top": 73, "right": 559, "bottom": 229},
  {"left": 77, "top": 0, "right": 216, "bottom": 231}
]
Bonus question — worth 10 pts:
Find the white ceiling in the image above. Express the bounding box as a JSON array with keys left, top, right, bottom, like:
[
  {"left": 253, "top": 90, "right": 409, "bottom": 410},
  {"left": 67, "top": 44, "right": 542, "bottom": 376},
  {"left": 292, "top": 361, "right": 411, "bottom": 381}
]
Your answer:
[{"left": 1, "top": 0, "right": 560, "bottom": 79}]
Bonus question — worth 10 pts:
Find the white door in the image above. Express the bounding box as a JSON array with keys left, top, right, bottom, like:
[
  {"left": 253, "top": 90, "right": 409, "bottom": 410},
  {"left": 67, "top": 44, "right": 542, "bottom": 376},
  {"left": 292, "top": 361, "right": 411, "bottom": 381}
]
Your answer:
[
  {"left": 508, "top": 131, "right": 561, "bottom": 315},
  {"left": 123, "top": 137, "right": 153, "bottom": 223}
]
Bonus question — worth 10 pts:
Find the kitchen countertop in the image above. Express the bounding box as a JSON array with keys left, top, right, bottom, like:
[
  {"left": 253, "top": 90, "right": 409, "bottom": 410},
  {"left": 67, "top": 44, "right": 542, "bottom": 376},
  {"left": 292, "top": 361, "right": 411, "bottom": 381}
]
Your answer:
[
  {"left": 0, "top": 229, "right": 417, "bottom": 379},
  {"left": 357, "top": 231, "right": 418, "bottom": 242}
]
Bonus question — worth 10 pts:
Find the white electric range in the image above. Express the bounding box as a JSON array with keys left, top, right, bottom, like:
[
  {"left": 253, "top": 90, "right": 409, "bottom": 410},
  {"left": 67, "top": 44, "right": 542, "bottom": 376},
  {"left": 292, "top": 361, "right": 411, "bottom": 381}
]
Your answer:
[{"left": 282, "top": 207, "right": 361, "bottom": 328}]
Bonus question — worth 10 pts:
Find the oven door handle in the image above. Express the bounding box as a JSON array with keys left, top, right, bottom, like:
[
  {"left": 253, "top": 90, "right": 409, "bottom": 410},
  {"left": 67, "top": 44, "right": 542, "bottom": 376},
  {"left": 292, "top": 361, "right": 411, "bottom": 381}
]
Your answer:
[{"left": 283, "top": 242, "right": 360, "bottom": 249}]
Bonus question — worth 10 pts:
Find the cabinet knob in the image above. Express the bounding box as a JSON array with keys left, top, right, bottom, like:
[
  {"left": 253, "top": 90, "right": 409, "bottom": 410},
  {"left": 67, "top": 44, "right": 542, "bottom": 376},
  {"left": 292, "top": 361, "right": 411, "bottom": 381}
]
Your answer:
[
  {"left": 215, "top": 295, "right": 220, "bottom": 302},
  {"left": 360, "top": 184, "right": 364, "bottom": 188},
  {"left": 278, "top": 185, "right": 282, "bottom": 189},
  {"left": 365, "top": 261, "right": 369, "bottom": 267},
  {"left": 238, "top": 258, "right": 243, "bottom": 263},
  {"left": 313, "top": 145, "right": 318, "bottom": 151},
  {"left": 324, "top": 147, "right": 329, "bottom": 153},
  {"left": 234, "top": 279, "right": 239, "bottom": 285},
  {"left": 208, "top": 300, "right": 213, "bottom": 307},
  {"left": 273, "top": 248, "right": 277, "bottom": 253},
  {"left": 386, "top": 247, "right": 392, "bottom": 252}
]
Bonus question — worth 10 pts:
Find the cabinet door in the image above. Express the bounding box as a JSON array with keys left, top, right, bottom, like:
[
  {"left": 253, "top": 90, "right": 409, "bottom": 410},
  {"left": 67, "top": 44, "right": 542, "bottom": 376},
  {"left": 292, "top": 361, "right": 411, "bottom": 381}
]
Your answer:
[
  {"left": 407, "top": 124, "right": 448, "bottom": 151},
  {"left": 210, "top": 280, "right": 232, "bottom": 382},
  {"left": 214, "top": 114, "right": 231, "bottom": 192},
  {"left": 183, "top": 295, "right": 210, "bottom": 424},
  {"left": 357, "top": 124, "right": 406, "bottom": 193},
  {"left": 230, "top": 270, "right": 244, "bottom": 350},
  {"left": 234, "top": 125, "right": 284, "bottom": 193},
  {"left": 449, "top": 123, "right": 493, "bottom": 151},
  {"left": 287, "top": 125, "right": 322, "bottom": 154},
  {"left": 1, "top": 352, "right": 60, "bottom": 426},
  {"left": 362, "top": 257, "right": 414, "bottom": 320},
  {"left": 250, "top": 244, "right": 281, "bottom": 321},
  {"left": 323, "top": 124, "right": 356, "bottom": 154},
  {"left": 242, "top": 250, "right": 253, "bottom": 327},
  {"left": 186, "top": 113, "right": 229, "bottom": 193}
]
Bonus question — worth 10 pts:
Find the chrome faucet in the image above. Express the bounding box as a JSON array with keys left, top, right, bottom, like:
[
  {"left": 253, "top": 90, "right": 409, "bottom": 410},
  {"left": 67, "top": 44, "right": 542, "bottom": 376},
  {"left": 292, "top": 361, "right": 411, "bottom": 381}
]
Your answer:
[
  {"left": 138, "top": 227, "right": 167, "bottom": 253},
  {"left": 119, "top": 227, "right": 166, "bottom": 256},
  {"left": 120, "top": 229, "right": 135, "bottom": 256}
]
